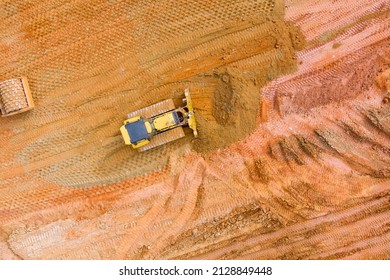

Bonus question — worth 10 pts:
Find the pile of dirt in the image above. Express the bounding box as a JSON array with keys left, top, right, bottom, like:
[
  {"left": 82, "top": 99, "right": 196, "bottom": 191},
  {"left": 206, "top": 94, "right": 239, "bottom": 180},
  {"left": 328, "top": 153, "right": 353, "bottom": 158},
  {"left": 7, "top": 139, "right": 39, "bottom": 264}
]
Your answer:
[
  {"left": 376, "top": 68, "right": 390, "bottom": 92},
  {"left": 191, "top": 21, "right": 305, "bottom": 153}
]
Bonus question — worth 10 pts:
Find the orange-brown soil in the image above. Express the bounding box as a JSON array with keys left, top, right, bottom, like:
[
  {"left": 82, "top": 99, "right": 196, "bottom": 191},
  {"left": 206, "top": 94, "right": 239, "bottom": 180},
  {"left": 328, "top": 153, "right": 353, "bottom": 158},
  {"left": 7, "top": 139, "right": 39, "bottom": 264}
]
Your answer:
[{"left": 0, "top": 0, "right": 389, "bottom": 259}]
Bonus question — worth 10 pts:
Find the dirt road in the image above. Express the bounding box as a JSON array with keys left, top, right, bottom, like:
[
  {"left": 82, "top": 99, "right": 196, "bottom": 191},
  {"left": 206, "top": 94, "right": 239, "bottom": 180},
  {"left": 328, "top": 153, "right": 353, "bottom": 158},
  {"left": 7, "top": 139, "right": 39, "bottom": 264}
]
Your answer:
[{"left": 0, "top": 0, "right": 389, "bottom": 259}]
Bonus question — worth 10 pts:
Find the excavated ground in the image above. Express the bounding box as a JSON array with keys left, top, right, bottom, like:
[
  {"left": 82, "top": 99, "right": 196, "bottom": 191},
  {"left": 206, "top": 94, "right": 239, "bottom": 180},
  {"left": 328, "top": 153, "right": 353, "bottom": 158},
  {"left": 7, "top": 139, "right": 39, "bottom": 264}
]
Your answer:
[{"left": 0, "top": 0, "right": 389, "bottom": 259}]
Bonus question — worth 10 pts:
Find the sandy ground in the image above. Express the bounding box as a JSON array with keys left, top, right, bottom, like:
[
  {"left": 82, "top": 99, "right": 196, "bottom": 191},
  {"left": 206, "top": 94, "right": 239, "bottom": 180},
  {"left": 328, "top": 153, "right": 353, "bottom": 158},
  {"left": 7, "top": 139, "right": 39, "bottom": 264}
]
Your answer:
[{"left": 0, "top": 0, "right": 389, "bottom": 259}]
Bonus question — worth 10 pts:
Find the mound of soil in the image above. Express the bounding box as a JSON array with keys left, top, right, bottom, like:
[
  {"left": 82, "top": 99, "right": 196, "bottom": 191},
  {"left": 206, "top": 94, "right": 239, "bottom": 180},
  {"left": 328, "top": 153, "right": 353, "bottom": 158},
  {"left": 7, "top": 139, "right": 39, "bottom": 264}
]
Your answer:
[
  {"left": 376, "top": 68, "right": 390, "bottom": 92},
  {"left": 192, "top": 21, "right": 305, "bottom": 153}
]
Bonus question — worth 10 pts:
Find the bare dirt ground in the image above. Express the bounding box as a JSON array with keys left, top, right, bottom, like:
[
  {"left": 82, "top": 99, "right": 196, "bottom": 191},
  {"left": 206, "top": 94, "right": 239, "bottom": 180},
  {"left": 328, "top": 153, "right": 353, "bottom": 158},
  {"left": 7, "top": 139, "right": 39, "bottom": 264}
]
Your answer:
[{"left": 0, "top": 0, "right": 389, "bottom": 259}]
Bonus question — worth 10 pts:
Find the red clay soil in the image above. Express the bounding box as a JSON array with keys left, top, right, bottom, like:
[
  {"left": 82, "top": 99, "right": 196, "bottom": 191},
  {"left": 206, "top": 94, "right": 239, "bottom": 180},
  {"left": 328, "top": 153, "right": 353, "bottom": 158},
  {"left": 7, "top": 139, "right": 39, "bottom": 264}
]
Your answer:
[{"left": 0, "top": 0, "right": 389, "bottom": 259}]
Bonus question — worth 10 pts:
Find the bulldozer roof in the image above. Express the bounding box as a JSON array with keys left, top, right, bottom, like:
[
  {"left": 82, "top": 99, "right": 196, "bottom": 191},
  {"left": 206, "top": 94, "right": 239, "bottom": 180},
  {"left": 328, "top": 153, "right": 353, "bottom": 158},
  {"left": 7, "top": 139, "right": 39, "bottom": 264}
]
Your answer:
[{"left": 125, "top": 119, "right": 149, "bottom": 144}]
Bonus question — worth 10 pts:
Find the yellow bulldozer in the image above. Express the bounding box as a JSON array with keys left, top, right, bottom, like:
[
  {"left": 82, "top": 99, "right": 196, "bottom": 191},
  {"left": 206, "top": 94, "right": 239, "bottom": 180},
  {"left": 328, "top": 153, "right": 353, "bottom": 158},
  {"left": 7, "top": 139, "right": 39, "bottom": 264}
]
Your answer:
[{"left": 120, "top": 89, "right": 198, "bottom": 151}]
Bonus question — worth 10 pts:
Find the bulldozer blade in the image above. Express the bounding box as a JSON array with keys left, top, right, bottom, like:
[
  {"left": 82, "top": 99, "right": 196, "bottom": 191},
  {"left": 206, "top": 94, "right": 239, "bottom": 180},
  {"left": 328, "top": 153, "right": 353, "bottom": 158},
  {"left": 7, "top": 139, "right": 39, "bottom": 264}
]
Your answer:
[{"left": 184, "top": 89, "right": 198, "bottom": 137}]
